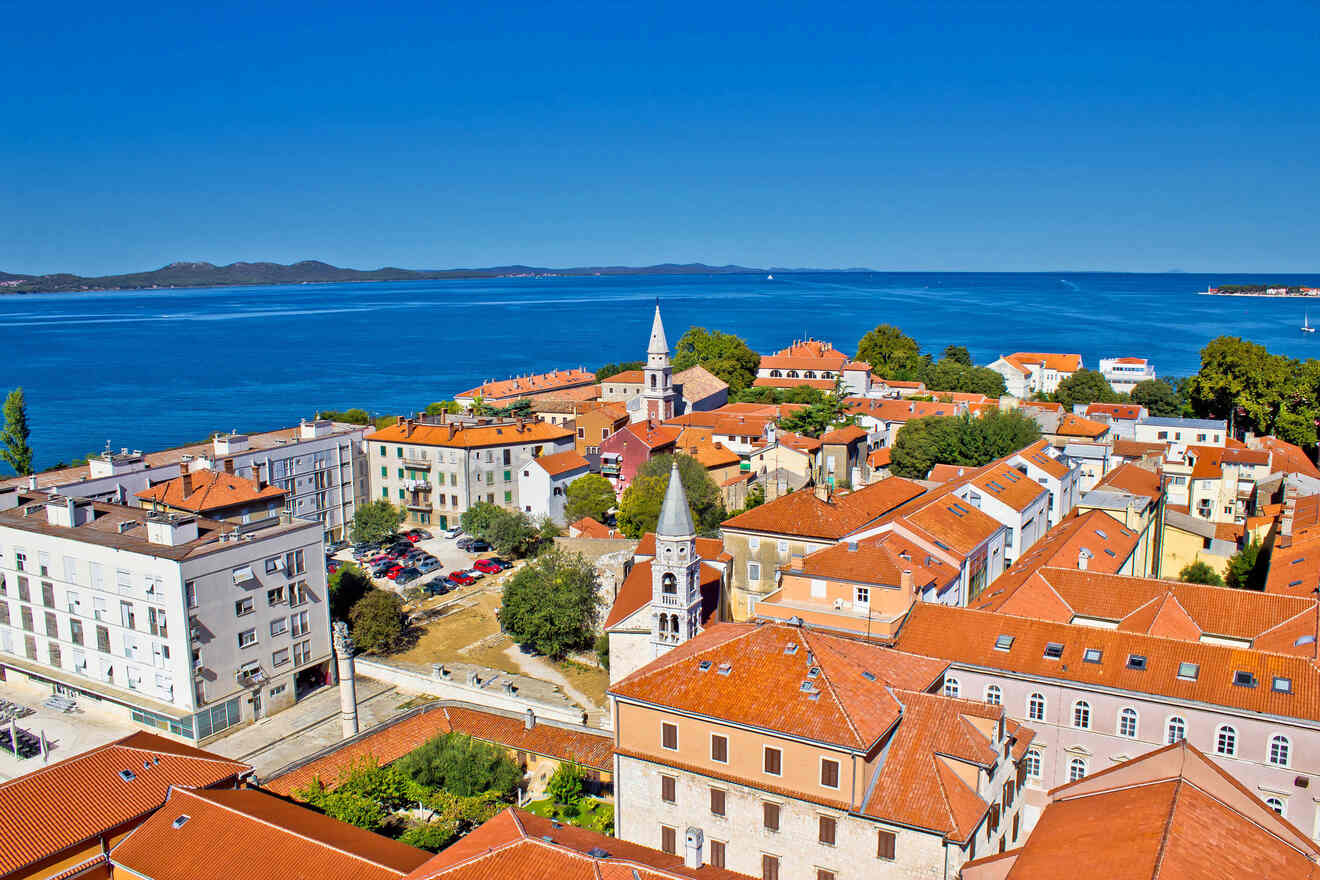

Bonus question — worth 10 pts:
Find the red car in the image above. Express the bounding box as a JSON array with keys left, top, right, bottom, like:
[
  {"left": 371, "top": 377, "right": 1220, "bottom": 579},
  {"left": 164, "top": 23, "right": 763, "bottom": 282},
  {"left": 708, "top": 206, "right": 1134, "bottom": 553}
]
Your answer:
[
  {"left": 385, "top": 564, "right": 404, "bottom": 579},
  {"left": 405, "top": 533, "right": 422, "bottom": 543},
  {"left": 473, "top": 558, "right": 502, "bottom": 575},
  {"left": 449, "top": 571, "right": 476, "bottom": 586}
]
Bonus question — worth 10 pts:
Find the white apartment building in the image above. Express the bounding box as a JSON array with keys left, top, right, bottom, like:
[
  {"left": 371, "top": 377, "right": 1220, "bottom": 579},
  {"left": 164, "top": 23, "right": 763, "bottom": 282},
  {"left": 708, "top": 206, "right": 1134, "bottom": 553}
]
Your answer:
[
  {"left": 2, "top": 419, "right": 369, "bottom": 543},
  {"left": 1006, "top": 440, "right": 1083, "bottom": 527},
  {"left": 516, "top": 451, "right": 591, "bottom": 525},
  {"left": 0, "top": 488, "right": 331, "bottom": 741},
  {"left": 1099, "top": 357, "right": 1156, "bottom": 394},
  {"left": 1133, "top": 417, "right": 1227, "bottom": 449}
]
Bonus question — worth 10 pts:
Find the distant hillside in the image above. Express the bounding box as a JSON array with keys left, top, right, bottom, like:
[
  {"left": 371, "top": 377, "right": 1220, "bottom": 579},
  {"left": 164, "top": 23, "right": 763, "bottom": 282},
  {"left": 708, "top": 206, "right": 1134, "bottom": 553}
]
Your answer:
[{"left": 0, "top": 260, "right": 782, "bottom": 294}]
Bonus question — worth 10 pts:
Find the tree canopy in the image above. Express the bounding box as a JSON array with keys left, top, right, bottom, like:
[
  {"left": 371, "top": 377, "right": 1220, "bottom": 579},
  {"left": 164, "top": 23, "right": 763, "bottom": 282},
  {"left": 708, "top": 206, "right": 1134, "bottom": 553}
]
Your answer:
[
  {"left": 1129, "top": 379, "right": 1182, "bottom": 417},
  {"left": 942, "top": 345, "right": 972, "bottom": 366},
  {"left": 777, "top": 390, "right": 853, "bottom": 438},
  {"left": 1053, "top": 369, "right": 1122, "bottom": 409},
  {"left": 1178, "top": 560, "right": 1224, "bottom": 586},
  {"left": 328, "top": 564, "right": 373, "bottom": 621},
  {"left": 889, "top": 410, "right": 1041, "bottom": 479},
  {"left": 731, "top": 385, "right": 828, "bottom": 405},
  {"left": 671, "top": 327, "right": 761, "bottom": 393},
  {"left": 617, "top": 453, "right": 725, "bottom": 537},
  {"left": 316, "top": 408, "right": 371, "bottom": 425},
  {"left": 921, "top": 358, "right": 1007, "bottom": 397},
  {"left": 1188, "top": 336, "right": 1320, "bottom": 448},
  {"left": 595, "top": 361, "right": 644, "bottom": 382},
  {"left": 351, "top": 500, "right": 406, "bottom": 544},
  {"left": 1, "top": 388, "right": 33, "bottom": 476},
  {"left": 460, "top": 502, "right": 541, "bottom": 557},
  {"left": 563, "top": 473, "right": 617, "bottom": 523},
  {"left": 1226, "top": 536, "right": 1268, "bottom": 591},
  {"left": 423, "top": 400, "right": 462, "bottom": 415},
  {"left": 395, "top": 732, "right": 524, "bottom": 798},
  {"left": 348, "top": 589, "right": 407, "bottom": 654},
  {"left": 856, "top": 325, "right": 925, "bottom": 380},
  {"left": 497, "top": 548, "right": 602, "bottom": 658}
]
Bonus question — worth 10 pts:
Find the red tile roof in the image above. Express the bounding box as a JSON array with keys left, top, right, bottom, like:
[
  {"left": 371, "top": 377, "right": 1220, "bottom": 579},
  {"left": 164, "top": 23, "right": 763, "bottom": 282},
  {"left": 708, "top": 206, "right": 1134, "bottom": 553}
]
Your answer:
[
  {"left": 610, "top": 623, "right": 947, "bottom": 750},
  {"left": 1011, "top": 439, "right": 1071, "bottom": 479},
  {"left": 530, "top": 450, "right": 591, "bottom": 477},
  {"left": 263, "top": 705, "right": 613, "bottom": 797},
  {"left": 567, "top": 516, "right": 622, "bottom": 539},
  {"left": 1004, "top": 352, "right": 1082, "bottom": 372},
  {"left": 841, "top": 397, "right": 961, "bottom": 421},
  {"left": 0, "top": 731, "right": 250, "bottom": 878},
  {"left": 1055, "top": 413, "right": 1110, "bottom": 439},
  {"left": 603, "top": 558, "right": 724, "bottom": 630},
  {"left": 818, "top": 425, "right": 868, "bottom": 445},
  {"left": 1084, "top": 403, "right": 1145, "bottom": 421},
  {"left": 109, "top": 786, "right": 430, "bottom": 880},
  {"left": 402, "top": 808, "right": 755, "bottom": 880},
  {"left": 457, "top": 369, "right": 596, "bottom": 402},
  {"left": 135, "top": 470, "right": 286, "bottom": 513},
  {"left": 788, "top": 531, "right": 957, "bottom": 593},
  {"left": 368, "top": 420, "right": 573, "bottom": 449},
  {"left": 1113, "top": 438, "right": 1168, "bottom": 460},
  {"left": 968, "top": 463, "right": 1049, "bottom": 513},
  {"left": 869, "top": 447, "right": 892, "bottom": 468},
  {"left": 1093, "top": 461, "right": 1163, "bottom": 500},
  {"left": 1256, "top": 434, "right": 1320, "bottom": 480},
  {"left": 721, "top": 478, "right": 926, "bottom": 540}
]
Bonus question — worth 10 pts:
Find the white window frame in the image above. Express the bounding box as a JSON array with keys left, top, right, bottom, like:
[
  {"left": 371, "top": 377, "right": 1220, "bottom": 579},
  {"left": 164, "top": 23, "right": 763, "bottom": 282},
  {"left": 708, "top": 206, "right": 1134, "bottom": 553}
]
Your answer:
[
  {"left": 1072, "top": 700, "right": 1091, "bottom": 730},
  {"left": 1028, "top": 692, "right": 1045, "bottom": 721},
  {"left": 984, "top": 684, "right": 1001, "bottom": 705},
  {"left": 1268, "top": 734, "right": 1291, "bottom": 768},
  {"left": 819, "top": 756, "right": 841, "bottom": 790},
  {"left": 944, "top": 677, "right": 960, "bottom": 698},
  {"left": 763, "top": 745, "right": 783, "bottom": 777},
  {"left": 710, "top": 732, "right": 729, "bottom": 764},
  {"left": 1215, "top": 724, "right": 1237, "bottom": 757},
  {"left": 1265, "top": 796, "right": 1286, "bottom": 817},
  {"left": 1166, "top": 716, "right": 1186, "bottom": 744},
  {"left": 1118, "top": 707, "right": 1139, "bottom": 739},
  {"left": 1068, "top": 757, "right": 1087, "bottom": 782},
  {"left": 1025, "top": 749, "right": 1042, "bottom": 780}
]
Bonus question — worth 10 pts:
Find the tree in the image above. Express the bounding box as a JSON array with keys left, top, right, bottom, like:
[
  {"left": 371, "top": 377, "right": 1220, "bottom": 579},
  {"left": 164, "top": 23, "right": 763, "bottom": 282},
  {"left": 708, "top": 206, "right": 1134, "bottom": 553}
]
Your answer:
[
  {"left": 855, "top": 325, "right": 926, "bottom": 380},
  {"left": 351, "top": 500, "right": 405, "bottom": 544},
  {"left": 731, "top": 384, "right": 828, "bottom": 406},
  {"left": 328, "top": 564, "right": 373, "bottom": 621},
  {"left": 497, "top": 548, "right": 601, "bottom": 658},
  {"left": 1185, "top": 336, "right": 1317, "bottom": 442},
  {"left": 459, "top": 501, "right": 503, "bottom": 538},
  {"left": 317, "top": 408, "right": 371, "bottom": 425},
  {"left": 396, "top": 732, "right": 524, "bottom": 798},
  {"left": 1179, "top": 560, "right": 1224, "bottom": 586},
  {"left": 397, "top": 791, "right": 505, "bottom": 851},
  {"left": 942, "top": 345, "right": 972, "bottom": 366},
  {"left": 423, "top": 400, "right": 461, "bottom": 415},
  {"left": 889, "top": 411, "right": 1041, "bottom": 479},
  {"left": 670, "top": 327, "right": 761, "bottom": 393},
  {"left": 777, "top": 387, "right": 853, "bottom": 438},
  {"left": 1053, "top": 369, "right": 1121, "bottom": 409},
  {"left": 461, "top": 502, "right": 541, "bottom": 557},
  {"left": 594, "top": 633, "right": 610, "bottom": 670},
  {"left": 920, "top": 359, "right": 1006, "bottom": 397},
  {"left": 293, "top": 775, "right": 388, "bottom": 830},
  {"left": 546, "top": 762, "right": 586, "bottom": 805},
  {"left": 564, "top": 474, "right": 617, "bottom": 523},
  {"left": 348, "top": 589, "right": 406, "bottom": 654},
  {"left": 617, "top": 454, "right": 725, "bottom": 538},
  {"left": 595, "top": 361, "right": 645, "bottom": 382},
  {"left": 1130, "top": 379, "right": 1182, "bottom": 418},
  {"left": 1, "top": 388, "right": 33, "bottom": 476},
  {"left": 1226, "top": 537, "right": 1268, "bottom": 591}
]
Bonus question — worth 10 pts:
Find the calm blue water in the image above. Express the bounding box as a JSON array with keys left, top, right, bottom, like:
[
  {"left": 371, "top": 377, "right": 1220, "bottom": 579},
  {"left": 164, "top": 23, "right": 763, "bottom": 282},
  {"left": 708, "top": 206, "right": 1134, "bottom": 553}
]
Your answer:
[{"left": 4, "top": 271, "right": 1320, "bottom": 470}]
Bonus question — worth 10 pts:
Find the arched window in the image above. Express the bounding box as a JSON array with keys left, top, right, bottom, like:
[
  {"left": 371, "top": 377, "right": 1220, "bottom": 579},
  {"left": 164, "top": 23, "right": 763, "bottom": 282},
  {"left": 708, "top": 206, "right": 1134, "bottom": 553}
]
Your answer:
[
  {"left": 1215, "top": 725, "right": 1237, "bottom": 757},
  {"left": 661, "top": 573, "right": 677, "bottom": 595},
  {"left": 787, "top": 370, "right": 799, "bottom": 378},
  {"left": 1265, "top": 797, "right": 1286, "bottom": 816},
  {"left": 804, "top": 370, "right": 816, "bottom": 379},
  {"left": 1025, "top": 749, "right": 1042, "bottom": 780},
  {"left": 1028, "top": 693, "right": 1045, "bottom": 721},
  {"left": 944, "top": 677, "right": 960, "bottom": 698},
  {"left": 984, "top": 685, "right": 1001, "bottom": 706},
  {"left": 1166, "top": 716, "right": 1186, "bottom": 744},
  {"left": 1072, "top": 700, "right": 1091, "bottom": 730},
  {"left": 1068, "top": 757, "right": 1087, "bottom": 782},
  {"left": 1268, "top": 735, "right": 1291, "bottom": 768},
  {"left": 658, "top": 615, "right": 668, "bottom": 634},
  {"left": 1118, "top": 708, "right": 1138, "bottom": 739},
  {"left": 769, "top": 369, "right": 782, "bottom": 378},
  {"left": 650, "top": 374, "right": 657, "bottom": 389}
]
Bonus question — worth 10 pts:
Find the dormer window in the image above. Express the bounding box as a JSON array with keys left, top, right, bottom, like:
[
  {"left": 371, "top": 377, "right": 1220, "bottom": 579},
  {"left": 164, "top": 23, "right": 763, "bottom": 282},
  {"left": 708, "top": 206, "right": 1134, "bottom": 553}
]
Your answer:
[
  {"left": 1126, "top": 654, "right": 1147, "bottom": 670},
  {"left": 1233, "top": 671, "right": 1257, "bottom": 688},
  {"left": 1083, "top": 648, "right": 1102, "bottom": 664},
  {"left": 1273, "top": 676, "right": 1293, "bottom": 693},
  {"left": 1043, "top": 642, "right": 1064, "bottom": 659}
]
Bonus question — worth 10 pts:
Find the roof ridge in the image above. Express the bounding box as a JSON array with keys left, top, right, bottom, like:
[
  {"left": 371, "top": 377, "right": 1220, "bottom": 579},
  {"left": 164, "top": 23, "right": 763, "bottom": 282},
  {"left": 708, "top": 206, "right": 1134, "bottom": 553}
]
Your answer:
[
  {"left": 1250, "top": 605, "right": 1317, "bottom": 643},
  {"left": 167, "top": 787, "right": 409, "bottom": 873},
  {"left": 1031, "top": 570, "right": 1078, "bottom": 617},
  {"left": 609, "top": 625, "right": 760, "bottom": 691},
  {"left": 929, "top": 754, "right": 970, "bottom": 839},
  {"left": 799, "top": 629, "right": 866, "bottom": 748},
  {"left": 1149, "top": 777, "right": 1181, "bottom": 880},
  {"left": 0, "top": 735, "right": 243, "bottom": 791}
]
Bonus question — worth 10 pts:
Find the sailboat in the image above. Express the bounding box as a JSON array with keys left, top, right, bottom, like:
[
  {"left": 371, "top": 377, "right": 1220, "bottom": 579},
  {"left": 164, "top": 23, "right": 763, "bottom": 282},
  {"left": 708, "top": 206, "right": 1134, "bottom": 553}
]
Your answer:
[
  {"left": 767, "top": 274, "right": 774, "bottom": 280},
  {"left": 1304, "top": 313, "right": 1316, "bottom": 334}
]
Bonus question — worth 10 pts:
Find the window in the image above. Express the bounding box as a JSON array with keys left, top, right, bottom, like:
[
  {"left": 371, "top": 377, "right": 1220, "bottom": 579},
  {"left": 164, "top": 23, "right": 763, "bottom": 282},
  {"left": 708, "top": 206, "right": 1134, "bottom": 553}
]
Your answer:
[
  {"left": 70, "top": 618, "right": 83, "bottom": 646},
  {"left": 1118, "top": 708, "right": 1138, "bottom": 739},
  {"left": 661, "top": 722, "right": 678, "bottom": 750},
  {"left": 1177, "top": 662, "right": 1199, "bottom": 681},
  {"left": 660, "top": 825, "right": 676, "bottom": 855},
  {"left": 819, "top": 815, "right": 836, "bottom": 845},
  {"left": 1082, "top": 648, "right": 1103, "bottom": 664},
  {"left": 661, "top": 774, "right": 676, "bottom": 803},
  {"left": 238, "top": 629, "right": 257, "bottom": 649},
  {"left": 748, "top": 562, "right": 761, "bottom": 582},
  {"left": 290, "top": 611, "right": 310, "bottom": 637},
  {"left": 271, "top": 618, "right": 288, "bottom": 637},
  {"left": 1068, "top": 757, "right": 1087, "bottom": 781},
  {"left": 855, "top": 586, "right": 870, "bottom": 607},
  {"left": 265, "top": 557, "right": 281, "bottom": 574},
  {"left": 763, "top": 801, "right": 780, "bottom": 831},
  {"left": 235, "top": 597, "right": 254, "bottom": 617},
  {"left": 1265, "top": 797, "right": 1286, "bottom": 816},
  {"left": 267, "top": 587, "right": 285, "bottom": 605},
  {"left": 817, "top": 871, "right": 836, "bottom": 880},
  {"left": 1025, "top": 749, "right": 1041, "bottom": 780},
  {"left": 944, "top": 677, "right": 960, "bottom": 698},
  {"left": 1028, "top": 692, "right": 1045, "bottom": 721},
  {"left": 1126, "top": 654, "right": 1147, "bottom": 670},
  {"left": 710, "top": 787, "right": 726, "bottom": 816},
  {"left": 1072, "top": 700, "right": 1091, "bottom": 730},
  {"left": 710, "top": 733, "right": 728, "bottom": 763},
  {"left": 764, "top": 746, "right": 782, "bottom": 776},
  {"left": 1215, "top": 725, "right": 1237, "bottom": 757},
  {"left": 1268, "top": 735, "right": 1291, "bottom": 767},
  {"left": 1043, "top": 642, "right": 1064, "bottom": 659},
  {"left": 820, "top": 758, "right": 840, "bottom": 789},
  {"left": 272, "top": 648, "right": 290, "bottom": 667},
  {"left": 876, "top": 829, "right": 897, "bottom": 861},
  {"left": 293, "top": 640, "right": 311, "bottom": 665},
  {"left": 1166, "top": 716, "right": 1186, "bottom": 744},
  {"left": 984, "top": 684, "right": 1001, "bottom": 705},
  {"left": 761, "top": 854, "right": 780, "bottom": 880},
  {"left": 710, "top": 841, "right": 726, "bottom": 868}
]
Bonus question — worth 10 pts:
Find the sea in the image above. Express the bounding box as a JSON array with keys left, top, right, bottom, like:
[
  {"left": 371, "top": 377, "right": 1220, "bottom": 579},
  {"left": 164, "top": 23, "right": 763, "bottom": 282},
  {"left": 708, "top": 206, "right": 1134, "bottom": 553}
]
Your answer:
[{"left": 4, "top": 271, "right": 1320, "bottom": 471}]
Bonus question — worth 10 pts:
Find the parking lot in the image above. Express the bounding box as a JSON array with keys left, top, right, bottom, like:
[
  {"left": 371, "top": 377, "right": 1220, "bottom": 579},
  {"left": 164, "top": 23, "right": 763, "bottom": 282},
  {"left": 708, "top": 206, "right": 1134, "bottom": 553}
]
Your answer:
[{"left": 330, "top": 530, "right": 508, "bottom": 598}]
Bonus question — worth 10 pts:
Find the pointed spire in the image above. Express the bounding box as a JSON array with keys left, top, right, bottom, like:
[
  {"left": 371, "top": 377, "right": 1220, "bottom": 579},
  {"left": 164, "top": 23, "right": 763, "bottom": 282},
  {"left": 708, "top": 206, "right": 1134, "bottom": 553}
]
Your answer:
[
  {"left": 648, "top": 302, "right": 669, "bottom": 356},
  {"left": 656, "top": 460, "right": 695, "bottom": 538}
]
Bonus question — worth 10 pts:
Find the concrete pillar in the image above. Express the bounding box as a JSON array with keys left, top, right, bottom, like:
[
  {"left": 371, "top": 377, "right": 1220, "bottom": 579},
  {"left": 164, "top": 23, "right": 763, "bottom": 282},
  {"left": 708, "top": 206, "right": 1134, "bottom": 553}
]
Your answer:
[{"left": 332, "top": 621, "right": 359, "bottom": 738}]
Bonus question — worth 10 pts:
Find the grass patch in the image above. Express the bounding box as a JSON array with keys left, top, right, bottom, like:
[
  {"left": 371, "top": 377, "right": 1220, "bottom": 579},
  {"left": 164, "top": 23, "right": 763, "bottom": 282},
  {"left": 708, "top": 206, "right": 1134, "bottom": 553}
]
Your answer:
[
  {"left": 554, "top": 658, "right": 610, "bottom": 708},
  {"left": 522, "top": 796, "right": 614, "bottom": 835}
]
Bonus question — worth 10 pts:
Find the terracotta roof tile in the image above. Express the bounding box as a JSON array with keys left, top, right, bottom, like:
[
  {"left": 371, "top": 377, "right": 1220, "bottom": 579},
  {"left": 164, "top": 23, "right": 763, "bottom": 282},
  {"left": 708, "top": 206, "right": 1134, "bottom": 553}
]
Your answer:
[
  {"left": 721, "top": 478, "right": 926, "bottom": 540},
  {"left": 969, "top": 463, "right": 1049, "bottom": 513},
  {"left": 135, "top": 470, "right": 286, "bottom": 513},
  {"left": 530, "top": 450, "right": 591, "bottom": 477},
  {"left": 674, "top": 365, "right": 729, "bottom": 400},
  {"left": 367, "top": 420, "right": 573, "bottom": 449},
  {"left": 1056, "top": 413, "right": 1110, "bottom": 439},
  {"left": 457, "top": 369, "right": 596, "bottom": 402},
  {"left": 1005, "top": 352, "right": 1082, "bottom": 372},
  {"left": 790, "top": 532, "right": 956, "bottom": 592},
  {"left": 1084, "top": 403, "right": 1145, "bottom": 421},
  {"left": 818, "top": 425, "right": 867, "bottom": 445},
  {"left": 1093, "top": 462, "right": 1163, "bottom": 500},
  {"left": 603, "top": 559, "right": 723, "bottom": 629},
  {"left": 568, "top": 517, "right": 622, "bottom": 539},
  {"left": 1256, "top": 435, "right": 1320, "bottom": 479}
]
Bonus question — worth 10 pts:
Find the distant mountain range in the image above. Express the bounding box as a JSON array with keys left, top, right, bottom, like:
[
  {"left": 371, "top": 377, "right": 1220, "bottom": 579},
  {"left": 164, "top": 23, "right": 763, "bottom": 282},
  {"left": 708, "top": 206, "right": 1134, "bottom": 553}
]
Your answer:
[{"left": 0, "top": 260, "right": 855, "bottom": 294}]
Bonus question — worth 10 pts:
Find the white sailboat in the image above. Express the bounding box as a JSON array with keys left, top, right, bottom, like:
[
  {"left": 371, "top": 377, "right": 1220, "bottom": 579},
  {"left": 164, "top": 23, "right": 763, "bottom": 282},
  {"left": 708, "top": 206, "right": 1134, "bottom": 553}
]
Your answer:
[{"left": 1303, "top": 312, "right": 1315, "bottom": 334}]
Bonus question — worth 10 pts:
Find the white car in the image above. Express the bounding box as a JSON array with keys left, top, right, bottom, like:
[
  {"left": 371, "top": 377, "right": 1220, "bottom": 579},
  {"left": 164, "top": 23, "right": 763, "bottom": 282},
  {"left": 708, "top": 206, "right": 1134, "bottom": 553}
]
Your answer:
[{"left": 444, "top": 527, "right": 463, "bottom": 539}]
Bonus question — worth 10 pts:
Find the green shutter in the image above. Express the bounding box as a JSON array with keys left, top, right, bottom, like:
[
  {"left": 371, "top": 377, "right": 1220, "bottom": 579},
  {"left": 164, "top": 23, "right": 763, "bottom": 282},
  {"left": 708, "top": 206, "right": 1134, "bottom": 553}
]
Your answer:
[
  {"left": 380, "top": 466, "right": 386, "bottom": 477},
  {"left": 381, "top": 488, "right": 388, "bottom": 498},
  {"left": 503, "top": 469, "right": 512, "bottom": 482},
  {"left": 504, "top": 491, "right": 512, "bottom": 503}
]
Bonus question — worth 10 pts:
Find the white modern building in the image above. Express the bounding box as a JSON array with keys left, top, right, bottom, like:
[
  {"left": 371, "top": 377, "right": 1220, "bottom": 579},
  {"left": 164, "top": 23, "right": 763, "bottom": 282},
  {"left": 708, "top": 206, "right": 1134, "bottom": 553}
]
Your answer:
[
  {"left": 517, "top": 450, "right": 592, "bottom": 525},
  {"left": 1006, "top": 440, "right": 1083, "bottom": 527},
  {"left": 1099, "top": 357, "right": 1157, "bottom": 394},
  {"left": 1133, "top": 417, "right": 1227, "bottom": 449},
  {"left": 2, "top": 419, "right": 370, "bottom": 544},
  {"left": 0, "top": 488, "right": 331, "bottom": 741},
  {"left": 987, "top": 352, "right": 1083, "bottom": 397}
]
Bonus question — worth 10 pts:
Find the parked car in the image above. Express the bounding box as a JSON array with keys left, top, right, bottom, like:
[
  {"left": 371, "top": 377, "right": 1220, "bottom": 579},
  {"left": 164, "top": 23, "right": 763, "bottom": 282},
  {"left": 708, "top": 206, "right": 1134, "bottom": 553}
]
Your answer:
[
  {"left": 456, "top": 537, "right": 475, "bottom": 551},
  {"left": 352, "top": 543, "right": 378, "bottom": 559},
  {"left": 404, "top": 532, "right": 422, "bottom": 544},
  {"left": 394, "top": 567, "right": 422, "bottom": 585},
  {"left": 384, "top": 564, "right": 405, "bottom": 579},
  {"left": 472, "top": 558, "right": 502, "bottom": 575},
  {"left": 467, "top": 539, "right": 491, "bottom": 552},
  {"left": 326, "top": 540, "right": 350, "bottom": 553},
  {"left": 486, "top": 557, "right": 514, "bottom": 570},
  {"left": 326, "top": 559, "right": 341, "bottom": 575},
  {"left": 370, "top": 563, "right": 393, "bottom": 578},
  {"left": 461, "top": 568, "right": 484, "bottom": 580},
  {"left": 408, "top": 528, "right": 433, "bottom": 540},
  {"left": 449, "top": 571, "right": 476, "bottom": 587},
  {"left": 416, "top": 557, "right": 441, "bottom": 573},
  {"left": 388, "top": 542, "right": 413, "bottom": 555},
  {"left": 423, "top": 577, "right": 451, "bottom": 596},
  {"left": 444, "top": 527, "right": 463, "bottom": 539}
]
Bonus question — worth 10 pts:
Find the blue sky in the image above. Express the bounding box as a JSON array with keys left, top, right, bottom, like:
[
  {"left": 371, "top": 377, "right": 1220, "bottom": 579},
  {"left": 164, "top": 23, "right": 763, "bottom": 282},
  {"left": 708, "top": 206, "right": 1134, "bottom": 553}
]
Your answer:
[{"left": 3, "top": 0, "right": 1318, "bottom": 274}]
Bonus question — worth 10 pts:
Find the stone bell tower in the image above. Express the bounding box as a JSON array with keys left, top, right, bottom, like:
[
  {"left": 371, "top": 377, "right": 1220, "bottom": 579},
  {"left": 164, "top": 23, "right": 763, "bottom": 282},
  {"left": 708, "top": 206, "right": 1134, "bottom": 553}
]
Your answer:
[
  {"left": 643, "top": 302, "right": 677, "bottom": 422},
  {"left": 650, "top": 461, "right": 701, "bottom": 656}
]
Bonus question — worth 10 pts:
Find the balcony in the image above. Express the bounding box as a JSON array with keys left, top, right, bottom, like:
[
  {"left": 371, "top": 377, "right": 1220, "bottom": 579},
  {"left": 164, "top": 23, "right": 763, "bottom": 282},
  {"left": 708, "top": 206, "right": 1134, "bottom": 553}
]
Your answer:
[
  {"left": 659, "top": 592, "right": 681, "bottom": 607},
  {"left": 403, "top": 457, "right": 432, "bottom": 469}
]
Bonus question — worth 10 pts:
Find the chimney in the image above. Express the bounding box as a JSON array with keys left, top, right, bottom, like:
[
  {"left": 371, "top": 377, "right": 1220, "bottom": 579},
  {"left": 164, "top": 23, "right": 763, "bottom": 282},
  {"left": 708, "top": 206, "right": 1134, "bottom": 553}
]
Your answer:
[
  {"left": 1078, "top": 548, "right": 1091, "bottom": 571},
  {"left": 448, "top": 424, "right": 458, "bottom": 440},
  {"left": 683, "top": 828, "right": 704, "bottom": 870},
  {"left": 26, "top": 475, "right": 37, "bottom": 490},
  {"left": 1281, "top": 494, "right": 1297, "bottom": 542},
  {"left": 524, "top": 708, "right": 536, "bottom": 730},
  {"left": 224, "top": 459, "right": 235, "bottom": 475},
  {"left": 901, "top": 568, "right": 914, "bottom": 593},
  {"left": 180, "top": 470, "right": 194, "bottom": 496},
  {"left": 403, "top": 418, "right": 415, "bottom": 438},
  {"left": 814, "top": 484, "right": 831, "bottom": 502}
]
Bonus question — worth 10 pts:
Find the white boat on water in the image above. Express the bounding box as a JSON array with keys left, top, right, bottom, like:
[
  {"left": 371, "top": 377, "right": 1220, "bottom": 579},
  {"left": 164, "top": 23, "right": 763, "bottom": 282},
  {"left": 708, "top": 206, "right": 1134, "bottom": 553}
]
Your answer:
[
  {"left": 1303, "top": 313, "right": 1315, "bottom": 333},
  {"left": 767, "top": 274, "right": 774, "bottom": 280}
]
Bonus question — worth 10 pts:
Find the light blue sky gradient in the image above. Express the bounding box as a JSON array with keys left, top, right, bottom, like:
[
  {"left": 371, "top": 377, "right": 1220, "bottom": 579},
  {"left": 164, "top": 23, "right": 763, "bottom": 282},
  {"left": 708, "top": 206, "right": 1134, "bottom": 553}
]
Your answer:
[{"left": 3, "top": 0, "right": 1318, "bottom": 274}]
